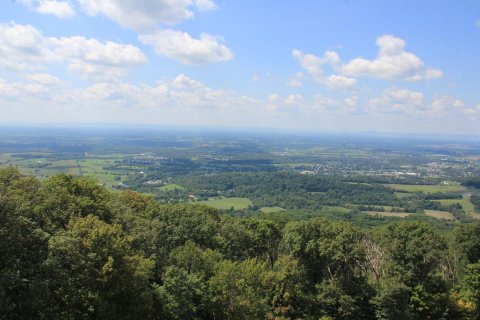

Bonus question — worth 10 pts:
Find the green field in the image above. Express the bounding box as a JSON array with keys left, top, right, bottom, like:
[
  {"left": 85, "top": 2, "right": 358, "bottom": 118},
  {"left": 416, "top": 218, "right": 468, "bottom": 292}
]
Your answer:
[
  {"left": 0, "top": 155, "right": 129, "bottom": 187},
  {"left": 394, "top": 192, "right": 415, "bottom": 199},
  {"left": 366, "top": 211, "right": 410, "bottom": 218},
  {"left": 260, "top": 206, "right": 285, "bottom": 213},
  {"left": 321, "top": 206, "right": 351, "bottom": 213},
  {"left": 12, "top": 159, "right": 81, "bottom": 179},
  {"left": 435, "top": 197, "right": 480, "bottom": 219},
  {"left": 78, "top": 158, "right": 127, "bottom": 187},
  {"left": 424, "top": 210, "right": 455, "bottom": 220},
  {"left": 159, "top": 184, "right": 185, "bottom": 191},
  {"left": 386, "top": 184, "right": 464, "bottom": 194},
  {"left": 197, "top": 197, "right": 252, "bottom": 210}
]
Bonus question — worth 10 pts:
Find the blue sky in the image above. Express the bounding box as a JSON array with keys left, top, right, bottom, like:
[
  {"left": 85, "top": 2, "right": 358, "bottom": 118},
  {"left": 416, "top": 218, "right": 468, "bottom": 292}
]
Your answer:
[{"left": 1, "top": 0, "right": 480, "bottom": 134}]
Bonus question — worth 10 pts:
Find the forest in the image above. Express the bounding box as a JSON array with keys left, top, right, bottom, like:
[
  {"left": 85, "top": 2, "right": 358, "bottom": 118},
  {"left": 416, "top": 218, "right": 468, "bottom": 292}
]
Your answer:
[{"left": 2, "top": 166, "right": 480, "bottom": 320}]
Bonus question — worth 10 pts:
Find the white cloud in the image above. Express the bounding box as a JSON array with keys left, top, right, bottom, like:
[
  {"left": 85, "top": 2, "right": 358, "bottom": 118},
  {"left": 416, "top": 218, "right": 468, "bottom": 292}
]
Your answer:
[
  {"left": 0, "top": 76, "right": 61, "bottom": 98},
  {"left": 265, "top": 92, "right": 359, "bottom": 115},
  {"left": 287, "top": 72, "right": 304, "bottom": 87},
  {"left": 53, "top": 74, "right": 262, "bottom": 122},
  {"left": 312, "top": 94, "right": 359, "bottom": 114},
  {"left": 367, "top": 89, "right": 467, "bottom": 116},
  {"left": 18, "top": 0, "right": 75, "bottom": 17},
  {"left": 323, "top": 74, "right": 357, "bottom": 89},
  {"left": 340, "top": 35, "right": 442, "bottom": 81},
  {"left": 0, "top": 22, "right": 56, "bottom": 70},
  {"left": 429, "top": 95, "right": 464, "bottom": 115},
  {"left": 51, "top": 36, "right": 147, "bottom": 79},
  {"left": 37, "top": 1, "right": 75, "bottom": 17},
  {"left": 195, "top": 0, "right": 217, "bottom": 11},
  {"left": 0, "top": 22, "right": 147, "bottom": 79},
  {"left": 26, "top": 73, "right": 63, "bottom": 86},
  {"left": 77, "top": 0, "right": 214, "bottom": 31},
  {"left": 368, "top": 87, "right": 424, "bottom": 113},
  {"left": 465, "top": 104, "right": 480, "bottom": 115},
  {"left": 1, "top": 71, "right": 475, "bottom": 133},
  {"left": 476, "top": 19, "right": 480, "bottom": 29},
  {"left": 284, "top": 93, "right": 303, "bottom": 105},
  {"left": 292, "top": 35, "right": 441, "bottom": 89},
  {"left": 139, "top": 29, "right": 233, "bottom": 65},
  {"left": 344, "top": 96, "right": 358, "bottom": 108},
  {"left": 292, "top": 49, "right": 356, "bottom": 89}
]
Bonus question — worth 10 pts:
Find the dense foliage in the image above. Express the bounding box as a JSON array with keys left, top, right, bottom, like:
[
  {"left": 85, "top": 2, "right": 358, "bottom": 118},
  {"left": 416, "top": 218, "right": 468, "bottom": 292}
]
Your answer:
[{"left": 2, "top": 167, "right": 480, "bottom": 319}]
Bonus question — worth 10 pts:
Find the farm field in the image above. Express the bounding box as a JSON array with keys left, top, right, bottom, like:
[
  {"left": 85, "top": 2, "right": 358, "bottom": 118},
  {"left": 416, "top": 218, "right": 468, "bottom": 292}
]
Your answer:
[
  {"left": 424, "top": 210, "right": 455, "bottom": 220},
  {"left": 159, "top": 184, "right": 185, "bottom": 191},
  {"left": 0, "top": 154, "right": 129, "bottom": 187},
  {"left": 366, "top": 211, "right": 410, "bottom": 218},
  {"left": 197, "top": 197, "right": 253, "bottom": 210},
  {"left": 394, "top": 192, "right": 415, "bottom": 199},
  {"left": 260, "top": 206, "right": 285, "bottom": 213},
  {"left": 435, "top": 197, "right": 480, "bottom": 219},
  {"left": 385, "top": 184, "right": 464, "bottom": 194}
]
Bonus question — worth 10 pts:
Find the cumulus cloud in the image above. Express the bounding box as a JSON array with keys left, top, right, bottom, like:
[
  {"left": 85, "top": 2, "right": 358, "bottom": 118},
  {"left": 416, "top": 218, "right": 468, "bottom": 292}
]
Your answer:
[
  {"left": 0, "top": 75, "right": 62, "bottom": 98},
  {"left": 284, "top": 93, "right": 303, "bottom": 105},
  {"left": 292, "top": 49, "right": 356, "bottom": 89},
  {"left": 265, "top": 91, "right": 359, "bottom": 115},
  {"left": 340, "top": 35, "right": 443, "bottom": 81},
  {"left": 26, "top": 73, "right": 63, "bottom": 86},
  {"left": 51, "top": 36, "right": 147, "bottom": 79},
  {"left": 368, "top": 87, "right": 425, "bottom": 113},
  {"left": 429, "top": 95, "right": 464, "bottom": 115},
  {"left": 195, "top": 0, "right": 217, "bottom": 11},
  {"left": 18, "top": 0, "right": 75, "bottom": 17},
  {"left": 139, "top": 29, "right": 233, "bottom": 65},
  {"left": 294, "top": 35, "right": 442, "bottom": 88},
  {"left": 367, "top": 89, "right": 467, "bottom": 117},
  {"left": 465, "top": 104, "right": 480, "bottom": 115},
  {"left": 0, "top": 22, "right": 147, "bottom": 79},
  {"left": 37, "top": 1, "right": 75, "bottom": 17},
  {"left": 287, "top": 72, "right": 304, "bottom": 87},
  {"left": 0, "top": 22, "right": 57, "bottom": 70},
  {"left": 78, "top": 0, "right": 217, "bottom": 31}
]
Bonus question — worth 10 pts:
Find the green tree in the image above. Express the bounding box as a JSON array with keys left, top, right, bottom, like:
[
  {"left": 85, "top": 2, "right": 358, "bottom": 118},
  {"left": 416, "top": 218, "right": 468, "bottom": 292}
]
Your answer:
[
  {"left": 282, "top": 219, "right": 374, "bottom": 319},
  {"left": 153, "top": 241, "right": 224, "bottom": 319},
  {"left": 218, "top": 217, "right": 282, "bottom": 265},
  {"left": 374, "top": 221, "right": 450, "bottom": 319},
  {"left": 264, "top": 255, "right": 313, "bottom": 320},
  {"left": 45, "top": 215, "right": 154, "bottom": 319},
  {"left": 0, "top": 167, "right": 49, "bottom": 319},
  {"left": 456, "top": 263, "right": 480, "bottom": 319},
  {"left": 209, "top": 258, "right": 270, "bottom": 320},
  {"left": 35, "top": 174, "right": 112, "bottom": 233}
]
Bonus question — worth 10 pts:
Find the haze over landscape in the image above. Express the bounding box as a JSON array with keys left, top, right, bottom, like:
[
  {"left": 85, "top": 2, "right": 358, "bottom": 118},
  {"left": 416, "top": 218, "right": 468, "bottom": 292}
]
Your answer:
[{"left": 1, "top": 0, "right": 480, "bottom": 133}]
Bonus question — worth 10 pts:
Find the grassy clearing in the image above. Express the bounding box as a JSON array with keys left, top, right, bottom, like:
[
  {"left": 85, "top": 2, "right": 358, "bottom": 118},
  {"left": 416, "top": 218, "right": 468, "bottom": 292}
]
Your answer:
[
  {"left": 361, "top": 205, "right": 398, "bottom": 211},
  {"left": 197, "top": 197, "right": 252, "bottom": 210},
  {"left": 13, "top": 159, "right": 80, "bottom": 178},
  {"left": 321, "top": 206, "right": 351, "bottom": 213},
  {"left": 385, "top": 184, "right": 464, "bottom": 194},
  {"left": 365, "top": 211, "right": 410, "bottom": 218},
  {"left": 424, "top": 210, "right": 455, "bottom": 220},
  {"left": 435, "top": 197, "right": 480, "bottom": 219},
  {"left": 260, "top": 206, "right": 285, "bottom": 213},
  {"left": 78, "top": 158, "right": 127, "bottom": 187},
  {"left": 159, "top": 184, "right": 185, "bottom": 191},
  {"left": 394, "top": 192, "right": 414, "bottom": 199},
  {"left": 0, "top": 153, "right": 16, "bottom": 164}
]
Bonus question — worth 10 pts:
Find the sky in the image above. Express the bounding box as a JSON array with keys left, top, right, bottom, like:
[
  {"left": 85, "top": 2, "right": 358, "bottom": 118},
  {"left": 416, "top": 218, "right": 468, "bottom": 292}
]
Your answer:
[{"left": 1, "top": 0, "right": 480, "bottom": 134}]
